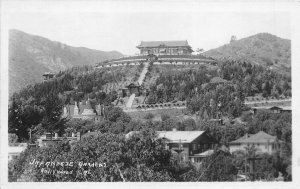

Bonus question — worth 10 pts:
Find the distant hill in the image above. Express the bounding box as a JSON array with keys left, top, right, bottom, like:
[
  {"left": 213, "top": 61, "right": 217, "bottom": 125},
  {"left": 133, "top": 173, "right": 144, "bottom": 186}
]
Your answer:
[
  {"left": 9, "top": 29, "right": 123, "bottom": 95},
  {"left": 203, "top": 33, "right": 291, "bottom": 75}
]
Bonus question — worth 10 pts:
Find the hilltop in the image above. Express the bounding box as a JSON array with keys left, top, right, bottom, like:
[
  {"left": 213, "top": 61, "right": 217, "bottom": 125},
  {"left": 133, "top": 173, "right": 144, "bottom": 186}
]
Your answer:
[
  {"left": 203, "top": 33, "right": 291, "bottom": 75},
  {"left": 9, "top": 29, "right": 123, "bottom": 95}
]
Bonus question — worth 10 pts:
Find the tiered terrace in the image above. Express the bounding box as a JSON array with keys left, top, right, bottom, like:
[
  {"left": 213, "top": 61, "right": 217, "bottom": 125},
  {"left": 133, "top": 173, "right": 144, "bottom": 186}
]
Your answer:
[{"left": 95, "top": 54, "right": 216, "bottom": 69}]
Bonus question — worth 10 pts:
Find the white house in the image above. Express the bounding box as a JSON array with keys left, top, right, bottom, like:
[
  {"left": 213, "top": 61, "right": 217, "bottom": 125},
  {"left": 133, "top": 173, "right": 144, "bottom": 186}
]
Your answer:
[
  {"left": 8, "top": 143, "right": 28, "bottom": 161},
  {"left": 229, "top": 131, "right": 282, "bottom": 154}
]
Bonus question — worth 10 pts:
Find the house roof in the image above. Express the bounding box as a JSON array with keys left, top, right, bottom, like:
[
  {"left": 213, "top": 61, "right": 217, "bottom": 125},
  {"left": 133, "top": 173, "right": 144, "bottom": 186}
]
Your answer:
[
  {"left": 210, "top": 77, "right": 229, "bottom": 84},
  {"left": 137, "top": 41, "right": 190, "bottom": 48},
  {"left": 126, "top": 82, "right": 140, "bottom": 88},
  {"left": 281, "top": 106, "right": 291, "bottom": 111},
  {"left": 252, "top": 106, "right": 291, "bottom": 111},
  {"left": 157, "top": 131, "right": 205, "bottom": 143},
  {"left": 193, "top": 149, "right": 214, "bottom": 157},
  {"left": 8, "top": 146, "right": 27, "bottom": 154},
  {"left": 126, "top": 130, "right": 206, "bottom": 143},
  {"left": 42, "top": 72, "right": 55, "bottom": 76},
  {"left": 65, "top": 100, "right": 100, "bottom": 116},
  {"left": 251, "top": 106, "right": 274, "bottom": 110},
  {"left": 230, "top": 131, "right": 280, "bottom": 144},
  {"left": 269, "top": 106, "right": 282, "bottom": 110}
]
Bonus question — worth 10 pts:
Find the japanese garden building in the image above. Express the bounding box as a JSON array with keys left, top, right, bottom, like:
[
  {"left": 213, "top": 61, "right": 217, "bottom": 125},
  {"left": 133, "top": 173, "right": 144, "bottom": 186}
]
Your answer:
[{"left": 137, "top": 40, "right": 193, "bottom": 56}]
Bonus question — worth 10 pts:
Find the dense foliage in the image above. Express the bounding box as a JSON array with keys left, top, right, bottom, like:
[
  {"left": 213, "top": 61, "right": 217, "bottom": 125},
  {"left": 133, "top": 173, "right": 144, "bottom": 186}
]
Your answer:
[
  {"left": 146, "top": 61, "right": 290, "bottom": 119},
  {"left": 8, "top": 60, "right": 292, "bottom": 182},
  {"left": 9, "top": 129, "right": 176, "bottom": 182}
]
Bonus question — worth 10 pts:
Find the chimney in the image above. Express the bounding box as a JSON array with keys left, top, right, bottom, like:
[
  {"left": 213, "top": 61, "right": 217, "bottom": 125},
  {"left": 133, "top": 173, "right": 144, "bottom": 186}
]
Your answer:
[
  {"left": 54, "top": 133, "right": 58, "bottom": 139},
  {"left": 77, "top": 132, "right": 81, "bottom": 141},
  {"left": 71, "top": 132, "right": 75, "bottom": 137},
  {"left": 172, "top": 128, "right": 177, "bottom": 131}
]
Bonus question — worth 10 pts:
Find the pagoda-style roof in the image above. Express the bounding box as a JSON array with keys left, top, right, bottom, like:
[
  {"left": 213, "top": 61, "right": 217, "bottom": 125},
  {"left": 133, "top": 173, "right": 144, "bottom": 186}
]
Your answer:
[
  {"left": 42, "top": 72, "right": 55, "bottom": 76},
  {"left": 126, "top": 82, "right": 141, "bottom": 88},
  {"left": 137, "top": 40, "right": 191, "bottom": 48}
]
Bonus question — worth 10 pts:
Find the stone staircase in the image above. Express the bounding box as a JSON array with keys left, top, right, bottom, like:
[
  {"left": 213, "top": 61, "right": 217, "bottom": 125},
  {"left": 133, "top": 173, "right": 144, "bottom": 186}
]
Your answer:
[
  {"left": 126, "top": 93, "right": 136, "bottom": 108},
  {"left": 137, "top": 62, "right": 149, "bottom": 85},
  {"left": 125, "top": 62, "right": 150, "bottom": 108}
]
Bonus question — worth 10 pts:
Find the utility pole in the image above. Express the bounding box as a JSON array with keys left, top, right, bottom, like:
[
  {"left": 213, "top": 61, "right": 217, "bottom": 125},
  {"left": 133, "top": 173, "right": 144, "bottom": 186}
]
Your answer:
[
  {"left": 27, "top": 125, "right": 34, "bottom": 141},
  {"left": 247, "top": 157, "right": 262, "bottom": 181},
  {"left": 172, "top": 139, "right": 187, "bottom": 163}
]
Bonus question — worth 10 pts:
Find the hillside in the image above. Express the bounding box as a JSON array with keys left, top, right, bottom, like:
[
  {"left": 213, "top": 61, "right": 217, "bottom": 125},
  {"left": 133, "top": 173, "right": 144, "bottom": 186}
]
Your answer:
[
  {"left": 203, "top": 33, "right": 291, "bottom": 75},
  {"left": 9, "top": 29, "right": 123, "bottom": 95}
]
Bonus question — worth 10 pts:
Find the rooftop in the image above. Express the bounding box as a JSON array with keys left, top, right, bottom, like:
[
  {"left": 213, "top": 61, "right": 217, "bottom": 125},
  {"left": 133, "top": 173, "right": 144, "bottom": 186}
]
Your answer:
[
  {"left": 8, "top": 143, "right": 28, "bottom": 154},
  {"left": 193, "top": 149, "right": 214, "bottom": 157},
  {"left": 137, "top": 40, "right": 190, "bottom": 48},
  {"left": 230, "top": 131, "right": 281, "bottom": 144},
  {"left": 251, "top": 106, "right": 291, "bottom": 111},
  {"left": 210, "top": 77, "right": 229, "bottom": 84},
  {"left": 42, "top": 72, "right": 55, "bottom": 76},
  {"left": 126, "top": 130, "right": 205, "bottom": 143}
]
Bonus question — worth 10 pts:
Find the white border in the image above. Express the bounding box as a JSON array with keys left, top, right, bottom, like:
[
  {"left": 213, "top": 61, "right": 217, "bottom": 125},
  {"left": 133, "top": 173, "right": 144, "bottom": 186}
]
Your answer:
[{"left": 1, "top": 0, "right": 300, "bottom": 189}]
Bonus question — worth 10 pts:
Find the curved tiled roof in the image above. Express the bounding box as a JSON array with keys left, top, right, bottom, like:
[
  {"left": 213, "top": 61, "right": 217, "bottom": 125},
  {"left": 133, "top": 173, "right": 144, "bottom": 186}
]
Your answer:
[{"left": 137, "top": 41, "right": 190, "bottom": 48}]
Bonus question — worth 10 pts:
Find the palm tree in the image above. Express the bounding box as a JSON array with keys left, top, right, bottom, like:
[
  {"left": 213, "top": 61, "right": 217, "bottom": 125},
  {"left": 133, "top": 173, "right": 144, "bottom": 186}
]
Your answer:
[
  {"left": 244, "top": 144, "right": 257, "bottom": 158},
  {"left": 232, "top": 145, "right": 259, "bottom": 180},
  {"left": 244, "top": 145, "right": 263, "bottom": 181}
]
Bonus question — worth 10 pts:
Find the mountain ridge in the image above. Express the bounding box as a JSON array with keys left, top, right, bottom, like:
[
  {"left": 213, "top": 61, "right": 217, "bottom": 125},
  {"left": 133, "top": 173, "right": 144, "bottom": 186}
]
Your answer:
[
  {"left": 203, "top": 33, "right": 291, "bottom": 76},
  {"left": 9, "top": 29, "right": 123, "bottom": 95}
]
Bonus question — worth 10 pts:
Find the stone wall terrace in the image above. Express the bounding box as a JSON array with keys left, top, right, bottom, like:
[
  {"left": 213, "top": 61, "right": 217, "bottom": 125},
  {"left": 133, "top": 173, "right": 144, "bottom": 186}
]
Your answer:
[{"left": 96, "top": 54, "right": 216, "bottom": 68}]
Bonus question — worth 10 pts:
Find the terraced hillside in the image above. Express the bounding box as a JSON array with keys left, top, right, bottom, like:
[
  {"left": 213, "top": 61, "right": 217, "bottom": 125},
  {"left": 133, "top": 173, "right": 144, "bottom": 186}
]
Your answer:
[{"left": 98, "top": 64, "right": 144, "bottom": 94}]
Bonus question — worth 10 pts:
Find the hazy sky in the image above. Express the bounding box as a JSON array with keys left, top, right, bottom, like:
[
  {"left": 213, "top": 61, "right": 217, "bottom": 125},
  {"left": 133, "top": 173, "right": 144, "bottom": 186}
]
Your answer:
[{"left": 3, "top": 1, "right": 291, "bottom": 55}]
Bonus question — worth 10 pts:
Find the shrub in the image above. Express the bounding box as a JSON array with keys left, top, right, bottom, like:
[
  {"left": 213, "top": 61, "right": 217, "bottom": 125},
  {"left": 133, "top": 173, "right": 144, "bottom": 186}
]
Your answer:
[
  {"left": 261, "top": 57, "right": 274, "bottom": 66},
  {"left": 8, "top": 133, "right": 19, "bottom": 146},
  {"left": 161, "top": 113, "right": 171, "bottom": 121},
  {"left": 144, "top": 113, "right": 154, "bottom": 120}
]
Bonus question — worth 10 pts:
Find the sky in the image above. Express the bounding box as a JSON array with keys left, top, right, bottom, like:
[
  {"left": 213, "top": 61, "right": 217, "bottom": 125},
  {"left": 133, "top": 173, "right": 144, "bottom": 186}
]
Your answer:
[{"left": 2, "top": 1, "right": 292, "bottom": 55}]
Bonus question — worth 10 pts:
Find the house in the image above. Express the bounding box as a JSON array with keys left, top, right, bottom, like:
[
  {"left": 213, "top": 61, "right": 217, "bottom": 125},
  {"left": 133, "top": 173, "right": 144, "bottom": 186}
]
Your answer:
[
  {"left": 210, "top": 77, "right": 229, "bottom": 85},
  {"left": 229, "top": 131, "right": 282, "bottom": 154},
  {"left": 42, "top": 72, "right": 55, "bottom": 81},
  {"left": 137, "top": 41, "right": 193, "bottom": 56},
  {"left": 37, "top": 132, "right": 80, "bottom": 148},
  {"left": 251, "top": 106, "right": 291, "bottom": 114},
  {"left": 63, "top": 99, "right": 103, "bottom": 122},
  {"left": 8, "top": 143, "right": 28, "bottom": 161},
  {"left": 191, "top": 149, "right": 215, "bottom": 163},
  {"left": 280, "top": 106, "right": 292, "bottom": 113},
  {"left": 126, "top": 129, "right": 216, "bottom": 162}
]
